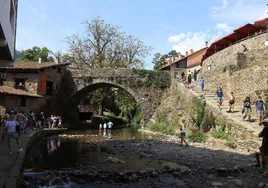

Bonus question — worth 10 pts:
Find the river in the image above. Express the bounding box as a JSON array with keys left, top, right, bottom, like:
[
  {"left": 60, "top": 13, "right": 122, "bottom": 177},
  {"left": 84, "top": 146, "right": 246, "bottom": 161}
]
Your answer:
[{"left": 20, "top": 126, "right": 183, "bottom": 187}]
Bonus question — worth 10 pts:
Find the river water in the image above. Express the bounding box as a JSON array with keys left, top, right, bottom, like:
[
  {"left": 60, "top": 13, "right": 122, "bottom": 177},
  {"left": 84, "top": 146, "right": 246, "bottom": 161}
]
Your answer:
[{"left": 20, "top": 127, "right": 183, "bottom": 187}]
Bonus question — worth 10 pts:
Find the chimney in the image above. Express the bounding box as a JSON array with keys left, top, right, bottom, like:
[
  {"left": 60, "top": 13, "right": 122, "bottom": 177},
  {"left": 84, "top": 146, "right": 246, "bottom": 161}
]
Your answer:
[
  {"left": 185, "top": 51, "right": 188, "bottom": 56},
  {"left": 38, "top": 58, "right": 42, "bottom": 64},
  {"left": 190, "top": 49, "right": 194, "bottom": 54}
]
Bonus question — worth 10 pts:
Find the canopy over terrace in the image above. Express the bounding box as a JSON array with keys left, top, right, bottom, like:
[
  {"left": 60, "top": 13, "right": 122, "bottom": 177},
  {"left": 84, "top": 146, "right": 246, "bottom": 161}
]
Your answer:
[{"left": 201, "top": 18, "right": 268, "bottom": 64}]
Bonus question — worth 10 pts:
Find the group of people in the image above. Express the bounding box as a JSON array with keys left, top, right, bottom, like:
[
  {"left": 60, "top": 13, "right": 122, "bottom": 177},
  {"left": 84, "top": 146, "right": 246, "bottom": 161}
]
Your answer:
[
  {"left": 0, "top": 110, "right": 63, "bottom": 154},
  {"left": 214, "top": 84, "right": 267, "bottom": 125},
  {"left": 181, "top": 70, "right": 200, "bottom": 89},
  {"left": 99, "top": 120, "right": 113, "bottom": 133}
]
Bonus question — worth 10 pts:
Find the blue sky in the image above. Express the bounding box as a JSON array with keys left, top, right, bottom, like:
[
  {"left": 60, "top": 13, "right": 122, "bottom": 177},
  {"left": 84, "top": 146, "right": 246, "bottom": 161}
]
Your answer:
[{"left": 16, "top": 0, "right": 267, "bottom": 69}]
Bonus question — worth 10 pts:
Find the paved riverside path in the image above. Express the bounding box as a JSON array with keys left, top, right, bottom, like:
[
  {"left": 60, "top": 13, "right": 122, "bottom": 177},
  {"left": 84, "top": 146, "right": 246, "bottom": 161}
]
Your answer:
[{"left": 0, "top": 127, "right": 67, "bottom": 188}]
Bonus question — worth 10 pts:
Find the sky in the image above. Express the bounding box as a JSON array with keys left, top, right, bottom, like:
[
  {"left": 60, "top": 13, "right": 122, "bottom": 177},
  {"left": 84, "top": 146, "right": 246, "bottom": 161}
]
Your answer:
[{"left": 16, "top": 0, "right": 267, "bottom": 69}]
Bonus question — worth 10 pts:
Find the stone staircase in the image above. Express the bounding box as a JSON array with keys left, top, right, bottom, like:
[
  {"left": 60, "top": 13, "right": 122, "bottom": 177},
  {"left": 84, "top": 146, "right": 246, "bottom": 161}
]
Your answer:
[{"left": 188, "top": 81, "right": 262, "bottom": 152}]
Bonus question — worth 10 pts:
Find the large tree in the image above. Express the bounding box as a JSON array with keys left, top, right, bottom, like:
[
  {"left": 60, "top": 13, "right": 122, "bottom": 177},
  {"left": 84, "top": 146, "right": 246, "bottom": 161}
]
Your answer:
[
  {"left": 17, "top": 46, "right": 54, "bottom": 62},
  {"left": 66, "top": 16, "right": 152, "bottom": 69}
]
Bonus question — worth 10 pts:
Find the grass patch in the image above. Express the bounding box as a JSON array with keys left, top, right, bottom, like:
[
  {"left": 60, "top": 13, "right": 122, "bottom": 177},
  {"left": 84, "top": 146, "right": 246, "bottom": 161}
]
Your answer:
[
  {"left": 149, "top": 122, "right": 176, "bottom": 135},
  {"left": 186, "top": 131, "right": 208, "bottom": 143},
  {"left": 225, "top": 140, "right": 237, "bottom": 149},
  {"left": 211, "top": 126, "right": 228, "bottom": 140}
]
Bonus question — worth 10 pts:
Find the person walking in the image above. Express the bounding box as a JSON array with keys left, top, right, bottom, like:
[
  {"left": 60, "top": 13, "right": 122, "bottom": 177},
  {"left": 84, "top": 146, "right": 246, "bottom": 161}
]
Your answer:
[
  {"left": 5, "top": 113, "right": 23, "bottom": 154},
  {"left": 181, "top": 72, "right": 185, "bottom": 82},
  {"left": 255, "top": 96, "right": 266, "bottom": 125},
  {"left": 215, "top": 85, "right": 224, "bottom": 109},
  {"left": 103, "top": 122, "right": 107, "bottom": 133},
  {"left": 107, "top": 120, "right": 113, "bottom": 133},
  {"left": 179, "top": 118, "right": 189, "bottom": 147},
  {"left": 242, "top": 96, "right": 252, "bottom": 121},
  {"left": 99, "top": 123, "right": 102, "bottom": 134},
  {"left": 187, "top": 74, "right": 192, "bottom": 89},
  {"left": 200, "top": 76, "right": 205, "bottom": 91},
  {"left": 228, "top": 92, "right": 235, "bottom": 113}
]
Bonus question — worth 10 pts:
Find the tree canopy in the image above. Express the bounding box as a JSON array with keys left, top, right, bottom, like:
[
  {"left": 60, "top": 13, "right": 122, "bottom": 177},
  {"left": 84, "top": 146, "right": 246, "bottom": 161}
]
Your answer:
[
  {"left": 66, "top": 16, "right": 152, "bottom": 69},
  {"left": 16, "top": 46, "right": 54, "bottom": 62},
  {"left": 152, "top": 50, "right": 183, "bottom": 70}
]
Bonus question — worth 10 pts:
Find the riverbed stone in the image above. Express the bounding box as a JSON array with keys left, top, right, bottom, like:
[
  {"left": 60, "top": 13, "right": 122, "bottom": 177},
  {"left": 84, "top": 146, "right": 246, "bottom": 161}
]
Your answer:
[{"left": 211, "top": 182, "right": 224, "bottom": 186}]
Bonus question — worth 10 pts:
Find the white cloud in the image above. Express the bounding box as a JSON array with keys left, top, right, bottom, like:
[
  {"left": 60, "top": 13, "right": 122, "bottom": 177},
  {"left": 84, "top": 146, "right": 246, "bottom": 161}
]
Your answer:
[
  {"left": 168, "top": 25, "right": 227, "bottom": 55},
  {"left": 216, "top": 23, "right": 233, "bottom": 32},
  {"left": 168, "top": 33, "right": 186, "bottom": 43},
  {"left": 169, "top": 32, "right": 222, "bottom": 55}
]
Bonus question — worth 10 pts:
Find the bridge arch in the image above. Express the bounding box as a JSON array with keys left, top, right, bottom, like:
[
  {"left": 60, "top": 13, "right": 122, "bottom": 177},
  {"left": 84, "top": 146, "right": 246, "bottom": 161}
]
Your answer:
[{"left": 65, "top": 68, "right": 168, "bottom": 126}]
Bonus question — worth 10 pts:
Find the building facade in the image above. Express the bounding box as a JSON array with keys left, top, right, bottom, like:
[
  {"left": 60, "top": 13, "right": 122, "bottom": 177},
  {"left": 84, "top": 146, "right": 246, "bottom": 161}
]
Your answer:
[
  {"left": 0, "top": 0, "right": 18, "bottom": 66},
  {"left": 0, "top": 61, "right": 70, "bottom": 116}
]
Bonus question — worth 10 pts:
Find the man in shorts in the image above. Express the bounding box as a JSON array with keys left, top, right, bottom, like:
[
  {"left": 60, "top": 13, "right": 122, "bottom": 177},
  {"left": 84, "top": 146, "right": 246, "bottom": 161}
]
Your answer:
[
  {"left": 107, "top": 120, "right": 113, "bottom": 133},
  {"left": 255, "top": 96, "right": 266, "bottom": 125},
  {"left": 215, "top": 85, "right": 224, "bottom": 109},
  {"left": 5, "top": 114, "right": 23, "bottom": 154}
]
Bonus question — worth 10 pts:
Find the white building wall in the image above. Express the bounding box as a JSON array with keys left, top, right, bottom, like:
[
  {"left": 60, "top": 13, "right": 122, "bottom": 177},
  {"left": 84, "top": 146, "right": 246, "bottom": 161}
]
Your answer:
[{"left": 0, "top": 0, "right": 17, "bottom": 62}]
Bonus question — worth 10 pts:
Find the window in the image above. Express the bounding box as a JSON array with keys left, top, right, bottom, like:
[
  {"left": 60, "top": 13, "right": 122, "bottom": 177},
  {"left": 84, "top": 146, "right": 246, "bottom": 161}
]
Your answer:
[
  {"left": 14, "top": 78, "right": 26, "bottom": 89},
  {"left": 10, "top": 0, "right": 15, "bottom": 32},
  {"left": 20, "top": 96, "right": 26, "bottom": 106},
  {"left": 46, "top": 81, "right": 53, "bottom": 96}
]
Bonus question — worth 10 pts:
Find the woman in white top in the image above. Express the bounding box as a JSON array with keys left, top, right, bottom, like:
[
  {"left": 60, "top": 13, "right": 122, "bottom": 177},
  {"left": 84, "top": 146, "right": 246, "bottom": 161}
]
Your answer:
[{"left": 6, "top": 114, "right": 23, "bottom": 154}]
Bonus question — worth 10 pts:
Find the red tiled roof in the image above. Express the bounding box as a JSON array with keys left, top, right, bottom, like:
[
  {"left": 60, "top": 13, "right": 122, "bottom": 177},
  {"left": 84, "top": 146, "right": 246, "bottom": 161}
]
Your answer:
[
  {"left": 0, "top": 86, "right": 42, "bottom": 98},
  {"left": 0, "top": 61, "right": 70, "bottom": 71},
  {"left": 159, "top": 47, "right": 207, "bottom": 70},
  {"left": 202, "top": 18, "right": 267, "bottom": 62}
]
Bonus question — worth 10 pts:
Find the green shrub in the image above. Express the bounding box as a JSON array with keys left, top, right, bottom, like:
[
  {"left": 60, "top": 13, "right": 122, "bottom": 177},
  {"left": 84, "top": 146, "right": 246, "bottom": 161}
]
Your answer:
[
  {"left": 186, "top": 132, "right": 207, "bottom": 143},
  {"left": 225, "top": 140, "right": 237, "bottom": 149},
  {"left": 211, "top": 126, "right": 228, "bottom": 139},
  {"left": 132, "top": 69, "right": 171, "bottom": 89},
  {"left": 150, "top": 121, "right": 176, "bottom": 135},
  {"left": 192, "top": 98, "right": 206, "bottom": 130}
]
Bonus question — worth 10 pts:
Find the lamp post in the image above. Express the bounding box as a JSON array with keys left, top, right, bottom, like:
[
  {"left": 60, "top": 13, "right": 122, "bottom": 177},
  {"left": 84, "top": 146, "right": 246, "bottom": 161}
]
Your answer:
[
  {"left": 0, "top": 67, "right": 7, "bottom": 86},
  {"left": 205, "top": 41, "right": 208, "bottom": 47}
]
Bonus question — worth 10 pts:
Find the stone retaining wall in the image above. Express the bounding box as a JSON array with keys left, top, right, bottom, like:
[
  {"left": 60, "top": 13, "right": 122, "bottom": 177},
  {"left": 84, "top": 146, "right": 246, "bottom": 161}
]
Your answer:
[
  {"left": 174, "top": 80, "right": 260, "bottom": 152},
  {"left": 202, "top": 32, "right": 268, "bottom": 102}
]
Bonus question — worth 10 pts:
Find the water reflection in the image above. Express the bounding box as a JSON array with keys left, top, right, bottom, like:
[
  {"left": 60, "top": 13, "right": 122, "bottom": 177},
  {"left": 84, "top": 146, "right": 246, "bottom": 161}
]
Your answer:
[
  {"left": 47, "top": 138, "right": 61, "bottom": 155},
  {"left": 24, "top": 127, "right": 164, "bottom": 171}
]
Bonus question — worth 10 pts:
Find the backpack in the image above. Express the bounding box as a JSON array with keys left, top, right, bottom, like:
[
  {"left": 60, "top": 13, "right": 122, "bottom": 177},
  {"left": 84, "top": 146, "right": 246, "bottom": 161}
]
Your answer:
[{"left": 244, "top": 101, "right": 251, "bottom": 108}]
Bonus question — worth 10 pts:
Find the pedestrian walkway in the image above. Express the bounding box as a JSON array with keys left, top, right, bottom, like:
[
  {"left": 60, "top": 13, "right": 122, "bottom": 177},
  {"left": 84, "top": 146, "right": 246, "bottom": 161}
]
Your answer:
[
  {"left": 0, "top": 127, "right": 67, "bottom": 188},
  {"left": 190, "top": 81, "right": 262, "bottom": 135},
  {"left": 178, "top": 81, "right": 263, "bottom": 152},
  {"left": 0, "top": 127, "right": 35, "bottom": 188}
]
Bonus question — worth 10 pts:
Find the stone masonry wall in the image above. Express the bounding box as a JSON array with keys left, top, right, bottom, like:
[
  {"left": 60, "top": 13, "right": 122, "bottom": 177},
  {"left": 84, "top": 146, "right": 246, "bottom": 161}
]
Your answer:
[
  {"left": 151, "top": 79, "right": 261, "bottom": 152},
  {"left": 202, "top": 33, "right": 268, "bottom": 103}
]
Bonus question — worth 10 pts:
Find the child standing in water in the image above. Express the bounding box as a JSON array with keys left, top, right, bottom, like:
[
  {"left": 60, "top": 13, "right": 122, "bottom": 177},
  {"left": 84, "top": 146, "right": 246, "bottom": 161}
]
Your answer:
[{"left": 180, "top": 118, "right": 189, "bottom": 147}]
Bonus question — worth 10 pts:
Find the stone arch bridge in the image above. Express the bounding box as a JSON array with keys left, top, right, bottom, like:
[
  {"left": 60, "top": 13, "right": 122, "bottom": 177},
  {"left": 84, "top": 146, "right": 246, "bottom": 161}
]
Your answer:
[{"left": 66, "top": 68, "right": 169, "bottom": 126}]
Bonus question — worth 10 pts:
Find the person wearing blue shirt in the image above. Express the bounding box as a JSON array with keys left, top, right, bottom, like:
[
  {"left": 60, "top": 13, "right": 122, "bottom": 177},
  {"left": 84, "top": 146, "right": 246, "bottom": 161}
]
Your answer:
[
  {"left": 200, "top": 76, "right": 205, "bottom": 91},
  {"left": 215, "top": 85, "right": 224, "bottom": 109},
  {"left": 255, "top": 96, "right": 266, "bottom": 125},
  {"left": 107, "top": 120, "right": 113, "bottom": 133}
]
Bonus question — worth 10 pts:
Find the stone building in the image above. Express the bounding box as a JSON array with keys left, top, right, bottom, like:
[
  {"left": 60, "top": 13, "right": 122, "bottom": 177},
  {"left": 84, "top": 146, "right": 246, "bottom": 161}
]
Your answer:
[
  {"left": 201, "top": 18, "right": 268, "bottom": 103},
  {"left": 159, "top": 48, "right": 207, "bottom": 80},
  {"left": 0, "top": 61, "right": 70, "bottom": 116},
  {"left": 0, "top": 0, "right": 18, "bottom": 66},
  {"left": 186, "top": 48, "right": 206, "bottom": 76}
]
